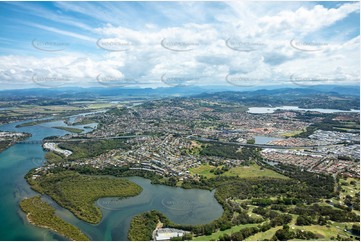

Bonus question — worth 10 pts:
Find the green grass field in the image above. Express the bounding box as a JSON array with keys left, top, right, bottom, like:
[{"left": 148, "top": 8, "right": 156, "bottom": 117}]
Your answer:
[
  {"left": 16, "top": 105, "right": 82, "bottom": 114},
  {"left": 281, "top": 130, "right": 304, "bottom": 137},
  {"left": 193, "top": 223, "right": 259, "bottom": 241},
  {"left": 190, "top": 164, "right": 287, "bottom": 179},
  {"left": 340, "top": 178, "right": 360, "bottom": 199},
  {"left": 223, "top": 164, "right": 288, "bottom": 179},
  {"left": 245, "top": 226, "right": 282, "bottom": 241},
  {"left": 321, "top": 177, "right": 360, "bottom": 216},
  {"left": 87, "top": 103, "right": 117, "bottom": 109},
  {"left": 189, "top": 164, "right": 217, "bottom": 178},
  {"left": 288, "top": 222, "right": 357, "bottom": 240},
  {"left": 286, "top": 213, "right": 358, "bottom": 241}
]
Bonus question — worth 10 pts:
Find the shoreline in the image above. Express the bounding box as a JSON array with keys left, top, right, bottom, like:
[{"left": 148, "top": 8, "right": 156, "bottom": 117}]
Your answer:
[
  {"left": 20, "top": 197, "right": 90, "bottom": 241},
  {"left": 26, "top": 214, "right": 67, "bottom": 240}
]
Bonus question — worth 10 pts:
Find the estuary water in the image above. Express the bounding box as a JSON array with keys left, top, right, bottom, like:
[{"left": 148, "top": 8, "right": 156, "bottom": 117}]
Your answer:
[
  {"left": 254, "top": 135, "right": 284, "bottom": 144},
  {"left": 248, "top": 106, "right": 360, "bottom": 114},
  {"left": 0, "top": 117, "right": 223, "bottom": 240}
]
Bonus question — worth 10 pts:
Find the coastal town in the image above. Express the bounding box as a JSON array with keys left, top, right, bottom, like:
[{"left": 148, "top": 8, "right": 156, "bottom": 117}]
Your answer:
[
  {"left": 1, "top": 0, "right": 360, "bottom": 240},
  {"left": 32, "top": 97, "right": 360, "bottom": 181},
  {"left": 1, "top": 90, "right": 360, "bottom": 242}
]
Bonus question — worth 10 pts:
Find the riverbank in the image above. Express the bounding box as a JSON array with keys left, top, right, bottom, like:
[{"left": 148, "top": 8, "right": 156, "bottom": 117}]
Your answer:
[{"left": 0, "top": 131, "right": 31, "bottom": 153}]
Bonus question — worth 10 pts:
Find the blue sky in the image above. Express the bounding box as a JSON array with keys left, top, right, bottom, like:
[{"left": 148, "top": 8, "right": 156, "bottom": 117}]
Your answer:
[{"left": 0, "top": 1, "right": 359, "bottom": 89}]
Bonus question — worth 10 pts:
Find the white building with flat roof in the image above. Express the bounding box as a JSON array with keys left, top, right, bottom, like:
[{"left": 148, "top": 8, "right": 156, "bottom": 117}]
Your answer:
[{"left": 153, "top": 228, "right": 189, "bottom": 241}]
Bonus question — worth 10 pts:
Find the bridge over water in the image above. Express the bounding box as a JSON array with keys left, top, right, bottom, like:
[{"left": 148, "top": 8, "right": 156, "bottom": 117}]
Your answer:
[{"left": 16, "top": 140, "right": 44, "bottom": 144}]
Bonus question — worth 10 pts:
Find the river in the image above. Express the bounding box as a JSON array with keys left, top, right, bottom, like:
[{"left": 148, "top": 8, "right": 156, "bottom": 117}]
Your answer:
[
  {"left": 248, "top": 106, "right": 360, "bottom": 114},
  {"left": 0, "top": 115, "right": 223, "bottom": 240}
]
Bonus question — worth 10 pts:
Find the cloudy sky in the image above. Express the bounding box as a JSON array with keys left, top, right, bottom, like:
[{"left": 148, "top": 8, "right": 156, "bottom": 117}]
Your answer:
[{"left": 0, "top": 1, "right": 359, "bottom": 89}]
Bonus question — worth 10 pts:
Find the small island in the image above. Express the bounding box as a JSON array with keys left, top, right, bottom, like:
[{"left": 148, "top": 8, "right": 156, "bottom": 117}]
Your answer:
[
  {"left": 15, "top": 119, "right": 56, "bottom": 128},
  {"left": 52, "top": 126, "right": 84, "bottom": 133},
  {"left": 20, "top": 196, "right": 89, "bottom": 241}
]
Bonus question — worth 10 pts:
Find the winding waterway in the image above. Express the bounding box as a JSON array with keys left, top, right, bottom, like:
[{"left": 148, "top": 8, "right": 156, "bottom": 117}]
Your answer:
[{"left": 0, "top": 116, "right": 223, "bottom": 240}]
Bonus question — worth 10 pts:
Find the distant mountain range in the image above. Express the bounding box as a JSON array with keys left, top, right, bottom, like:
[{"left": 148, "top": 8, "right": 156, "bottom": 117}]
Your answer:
[
  {"left": 0, "top": 85, "right": 359, "bottom": 99},
  {"left": 192, "top": 86, "right": 360, "bottom": 110}
]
